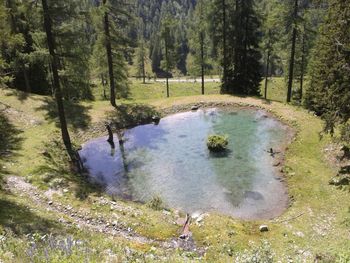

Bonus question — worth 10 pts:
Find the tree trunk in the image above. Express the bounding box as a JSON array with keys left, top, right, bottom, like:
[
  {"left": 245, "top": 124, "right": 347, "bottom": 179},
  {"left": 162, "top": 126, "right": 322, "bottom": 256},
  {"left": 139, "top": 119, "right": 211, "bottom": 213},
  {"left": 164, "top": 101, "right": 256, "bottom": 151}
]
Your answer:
[
  {"left": 287, "top": 0, "right": 298, "bottom": 103},
  {"left": 142, "top": 42, "right": 146, "bottom": 84},
  {"left": 222, "top": 0, "right": 227, "bottom": 90},
  {"left": 264, "top": 49, "right": 270, "bottom": 99},
  {"left": 103, "top": 0, "right": 117, "bottom": 108},
  {"left": 243, "top": 10, "right": 249, "bottom": 93},
  {"left": 165, "top": 38, "right": 170, "bottom": 98},
  {"left": 300, "top": 31, "right": 305, "bottom": 101},
  {"left": 200, "top": 31, "right": 205, "bottom": 95},
  {"left": 23, "top": 66, "right": 31, "bottom": 93},
  {"left": 41, "top": 0, "right": 74, "bottom": 160}
]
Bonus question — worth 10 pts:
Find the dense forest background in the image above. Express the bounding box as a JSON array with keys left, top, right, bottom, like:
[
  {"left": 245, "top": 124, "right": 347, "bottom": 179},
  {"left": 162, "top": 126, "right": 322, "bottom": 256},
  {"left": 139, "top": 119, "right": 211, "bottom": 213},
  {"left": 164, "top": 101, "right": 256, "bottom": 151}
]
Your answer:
[{"left": 0, "top": 0, "right": 349, "bottom": 143}]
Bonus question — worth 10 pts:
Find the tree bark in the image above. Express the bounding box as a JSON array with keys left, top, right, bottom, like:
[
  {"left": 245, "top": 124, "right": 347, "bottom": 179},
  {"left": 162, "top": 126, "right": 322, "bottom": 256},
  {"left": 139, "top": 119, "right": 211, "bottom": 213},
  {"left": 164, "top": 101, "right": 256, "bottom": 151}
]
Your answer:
[
  {"left": 300, "top": 31, "right": 305, "bottom": 101},
  {"left": 141, "top": 42, "right": 146, "bottom": 84},
  {"left": 103, "top": 0, "right": 117, "bottom": 107},
  {"left": 264, "top": 49, "right": 270, "bottom": 99},
  {"left": 200, "top": 31, "right": 205, "bottom": 95},
  {"left": 222, "top": 0, "right": 227, "bottom": 91},
  {"left": 287, "top": 0, "right": 298, "bottom": 103},
  {"left": 41, "top": 0, "right": 73, "bottom": 159},
  {"left": 165, "top": 37, "right": 170, "bottom": 98}
]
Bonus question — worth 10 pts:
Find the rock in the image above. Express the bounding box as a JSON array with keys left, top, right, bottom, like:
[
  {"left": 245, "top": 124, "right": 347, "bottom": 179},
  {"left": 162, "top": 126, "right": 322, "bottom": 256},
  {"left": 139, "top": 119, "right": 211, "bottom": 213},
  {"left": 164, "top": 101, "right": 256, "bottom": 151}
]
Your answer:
[
  {"left": 294, "top": 231, "right": 305, "bottom": 238},
  {"left": 273, "top": 162, "right": 281, "bottom": 167},
  {"left": 244, "top": 191, "right": 264, "bottom": 200},
  {"left": 162, "top": 210, "right": 171, "bottom": 216},
  {"left": 329, "top": 174, "right": 350, "bottom": 186},
  {"left": 259, "top": 225, "right": 269, "bottom": 232},
  {"left": 191, "top": 105, "right": 199, "bottom": 111},
  {"left": 152, "top": 116, "right": 160, "bottom": 123},
  {"left": 48, "top": 201, "right": 53, "bottom": 205}
]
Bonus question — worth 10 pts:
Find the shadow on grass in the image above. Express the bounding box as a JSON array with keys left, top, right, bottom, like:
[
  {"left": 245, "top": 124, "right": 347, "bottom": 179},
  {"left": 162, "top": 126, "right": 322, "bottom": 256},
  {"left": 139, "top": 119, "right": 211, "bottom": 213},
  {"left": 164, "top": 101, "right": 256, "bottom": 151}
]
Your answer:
[
  {"left": 35, "top": 97, "right": 92, "bottom": 131},
  {"left": 106, "top": 103, "right": 160, "bottom": 129},
  {"left": 0, "top": 112, "right": 23, "bottom": 187},
  {"left": 0, "top": 198, "right": 61, "bottom": 236},
  {"left": 2, "top": 88, "right": 30, "bottom": 102},
  {"left": 32, "top": 131, "right": 103, "bottom": 200}
]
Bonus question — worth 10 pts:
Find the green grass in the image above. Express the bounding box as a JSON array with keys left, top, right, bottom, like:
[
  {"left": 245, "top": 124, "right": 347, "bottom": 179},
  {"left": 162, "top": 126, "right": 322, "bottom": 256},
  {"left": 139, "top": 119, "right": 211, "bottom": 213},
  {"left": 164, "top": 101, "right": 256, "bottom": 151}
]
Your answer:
[
  {"left": 92, "top": 78, "right": 222, "bottom": 101},
  {"left": 1, "top": 80, "right": 350, "bottom": 262}
]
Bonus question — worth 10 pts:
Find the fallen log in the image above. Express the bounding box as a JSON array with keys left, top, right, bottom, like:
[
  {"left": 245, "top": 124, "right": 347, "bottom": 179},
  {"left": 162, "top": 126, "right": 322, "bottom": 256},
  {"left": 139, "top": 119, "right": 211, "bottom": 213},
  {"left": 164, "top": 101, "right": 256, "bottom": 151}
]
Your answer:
[{"left": 179, "top": 214, "right": 192, "bottom": 239}]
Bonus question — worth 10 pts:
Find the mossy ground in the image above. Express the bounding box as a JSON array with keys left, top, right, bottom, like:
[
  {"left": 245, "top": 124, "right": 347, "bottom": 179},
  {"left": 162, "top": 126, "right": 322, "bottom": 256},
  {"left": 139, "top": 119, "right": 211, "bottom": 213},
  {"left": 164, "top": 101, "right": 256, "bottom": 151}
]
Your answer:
[{"left": 0, "top": 79, "right": 349, "bottom": 262}]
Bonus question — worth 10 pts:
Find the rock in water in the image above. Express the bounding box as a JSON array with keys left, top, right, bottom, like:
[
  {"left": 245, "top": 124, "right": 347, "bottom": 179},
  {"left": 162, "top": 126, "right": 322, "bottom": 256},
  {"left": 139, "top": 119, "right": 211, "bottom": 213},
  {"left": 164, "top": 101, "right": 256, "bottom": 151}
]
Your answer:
[
  {"left": 152, "top": 116, "right": 160, "bottom": 124},
  {"left": 191, "top": 105, "right": 199, "bottom": 111}
]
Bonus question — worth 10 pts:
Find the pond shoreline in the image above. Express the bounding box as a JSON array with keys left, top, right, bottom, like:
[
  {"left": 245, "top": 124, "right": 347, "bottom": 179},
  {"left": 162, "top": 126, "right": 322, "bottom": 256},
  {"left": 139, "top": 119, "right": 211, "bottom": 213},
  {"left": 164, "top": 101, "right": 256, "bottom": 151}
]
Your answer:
[{"left": 78, "top": 101, "right": 296, "bottom": 220}]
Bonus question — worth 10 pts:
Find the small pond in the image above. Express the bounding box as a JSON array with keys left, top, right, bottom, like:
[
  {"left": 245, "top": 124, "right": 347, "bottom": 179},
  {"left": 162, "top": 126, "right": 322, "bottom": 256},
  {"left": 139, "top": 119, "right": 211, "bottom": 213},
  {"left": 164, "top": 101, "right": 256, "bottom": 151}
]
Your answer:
[{"left": 80, "top": 108, "right": 291, "bottom": 219}]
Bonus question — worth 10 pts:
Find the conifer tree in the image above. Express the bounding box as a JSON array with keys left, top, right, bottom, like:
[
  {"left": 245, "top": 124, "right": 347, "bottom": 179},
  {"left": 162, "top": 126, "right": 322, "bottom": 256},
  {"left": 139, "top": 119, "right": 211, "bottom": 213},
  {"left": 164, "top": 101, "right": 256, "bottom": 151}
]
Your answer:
[
  {"left": 160, "top": 16, "right": 177, "bottom": 98},
  {"left": 305, "top": 0, "right": 350, "bottom": 137},
  {"left": 188, "top": 0, "right": 209, "bottom": 94},
  {"left": 41, "top": 0, "right": 74, "bottom": 163}
]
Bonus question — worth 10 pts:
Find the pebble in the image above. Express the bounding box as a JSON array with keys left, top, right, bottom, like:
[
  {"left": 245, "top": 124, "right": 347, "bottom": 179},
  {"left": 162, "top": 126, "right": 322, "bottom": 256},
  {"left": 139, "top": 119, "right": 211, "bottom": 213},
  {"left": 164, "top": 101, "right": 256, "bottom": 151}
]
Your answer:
[{"left": 48, "top": 201, "right": 53, "bottom": 205}]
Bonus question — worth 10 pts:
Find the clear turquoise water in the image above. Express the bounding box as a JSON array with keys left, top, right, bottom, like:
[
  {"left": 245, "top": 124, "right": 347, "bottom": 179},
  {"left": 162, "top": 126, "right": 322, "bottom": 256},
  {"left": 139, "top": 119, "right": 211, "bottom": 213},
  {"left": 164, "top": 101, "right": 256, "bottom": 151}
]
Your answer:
[{"left": 80, "top": 108, "right": 289, "bottom": 219}]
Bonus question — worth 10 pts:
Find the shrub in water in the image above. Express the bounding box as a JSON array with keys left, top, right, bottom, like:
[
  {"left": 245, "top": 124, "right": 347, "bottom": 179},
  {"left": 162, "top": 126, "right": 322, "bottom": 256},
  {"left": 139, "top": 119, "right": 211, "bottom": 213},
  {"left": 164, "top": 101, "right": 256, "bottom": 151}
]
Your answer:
[{"left": 207, "top": 135, "right": 229, "bottom": 152}]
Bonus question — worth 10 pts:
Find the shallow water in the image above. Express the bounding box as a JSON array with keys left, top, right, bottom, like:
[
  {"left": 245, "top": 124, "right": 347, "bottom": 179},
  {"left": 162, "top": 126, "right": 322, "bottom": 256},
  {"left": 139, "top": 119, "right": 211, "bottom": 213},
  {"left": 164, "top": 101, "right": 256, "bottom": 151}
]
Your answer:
[{"left": 80, "top": 108, "right": 290, "bottom": 219}]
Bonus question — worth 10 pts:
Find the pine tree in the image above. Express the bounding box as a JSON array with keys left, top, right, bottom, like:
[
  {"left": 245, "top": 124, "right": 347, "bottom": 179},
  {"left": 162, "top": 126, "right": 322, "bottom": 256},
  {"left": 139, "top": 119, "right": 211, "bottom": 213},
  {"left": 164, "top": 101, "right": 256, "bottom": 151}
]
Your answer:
[
  {"left": 136, "top": 37, "right": 147, "bottom": 84},
  {"left": 91, "top": 0, "right": 131, "bottom": 105},
  {"left": 218, "top": 0, "right": 262, "bottom": 95},
  {"left": 160, "top": 16, "right": 177, "bottom": 98},
  {"left": 102, "top": 0, "right": 117, "bottom": 107},
  {"left": 41, "top": 0, "right": 74, "bottom": 164},
  {"left": 305, "top": 0, "right": 350, "bottom": 137},
  {"left": 188, "top": 0, "right": 209, "bottom": 94}
]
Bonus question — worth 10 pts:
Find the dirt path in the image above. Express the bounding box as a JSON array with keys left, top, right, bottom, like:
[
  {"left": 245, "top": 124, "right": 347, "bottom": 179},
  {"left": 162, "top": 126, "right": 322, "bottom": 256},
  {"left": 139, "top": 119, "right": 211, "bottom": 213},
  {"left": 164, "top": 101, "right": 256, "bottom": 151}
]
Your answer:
[{"left": 4, "top": 176, "right": 203, "bottom": 254}]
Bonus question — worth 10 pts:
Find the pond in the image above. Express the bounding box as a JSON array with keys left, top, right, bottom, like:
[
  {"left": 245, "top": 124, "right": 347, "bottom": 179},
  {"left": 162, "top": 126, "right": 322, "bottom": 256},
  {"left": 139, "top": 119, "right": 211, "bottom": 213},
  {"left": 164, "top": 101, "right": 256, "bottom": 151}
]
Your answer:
[{"left": 80, "top": 108, "right": 291, "bottom": 219}]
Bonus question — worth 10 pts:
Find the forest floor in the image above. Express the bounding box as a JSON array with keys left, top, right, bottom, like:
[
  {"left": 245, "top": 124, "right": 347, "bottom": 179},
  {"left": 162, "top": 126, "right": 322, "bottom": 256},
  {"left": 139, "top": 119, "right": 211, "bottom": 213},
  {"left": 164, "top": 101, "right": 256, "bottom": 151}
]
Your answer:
[{"left": 0, "top": 80, "right": 349, "bottom": 262}]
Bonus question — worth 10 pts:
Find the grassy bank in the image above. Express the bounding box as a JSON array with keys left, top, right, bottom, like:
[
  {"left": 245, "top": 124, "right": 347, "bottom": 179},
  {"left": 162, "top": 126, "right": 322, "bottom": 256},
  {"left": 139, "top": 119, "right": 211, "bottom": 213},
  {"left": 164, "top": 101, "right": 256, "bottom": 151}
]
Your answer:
[{"left": 0, "top": 82, "right": 349, "bottom": 262}]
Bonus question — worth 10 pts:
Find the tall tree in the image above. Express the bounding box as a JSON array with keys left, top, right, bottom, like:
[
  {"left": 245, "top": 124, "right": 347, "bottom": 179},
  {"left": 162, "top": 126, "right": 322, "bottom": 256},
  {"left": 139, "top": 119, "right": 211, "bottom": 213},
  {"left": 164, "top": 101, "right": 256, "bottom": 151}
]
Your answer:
[
  {"left": 41, "top": 0, "right": 73, "bottom": 161},
  {"left": 230, "top": 0, "right": 262, "bottom": 95},
  {"left": 136, "top": 37, "right": 147, "bottom": 84},
  {"left": 160, "top": 16, "right": 177, "bottom": 98},
  {"left": 286, "top": 0, "right": 299, "bottom": 102},
  {"left": 102, "top": 0, "right": 117, "bottom": 107},
  {"left": 188, "top": 0, "right": 209, "bottom": 94},
  {"left": 304, "top": 0, "right": 350, "bottom": 138}
]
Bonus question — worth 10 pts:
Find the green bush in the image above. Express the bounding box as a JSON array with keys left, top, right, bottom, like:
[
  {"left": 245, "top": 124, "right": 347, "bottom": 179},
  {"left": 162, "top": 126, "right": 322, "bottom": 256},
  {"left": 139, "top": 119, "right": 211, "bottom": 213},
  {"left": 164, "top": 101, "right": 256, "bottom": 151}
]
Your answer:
[
  {"left": 207, "top": 135, "right": 229, "bottom": 152},
  {"left": 147, "top": 196, "right": 163, "bottom": 210}
]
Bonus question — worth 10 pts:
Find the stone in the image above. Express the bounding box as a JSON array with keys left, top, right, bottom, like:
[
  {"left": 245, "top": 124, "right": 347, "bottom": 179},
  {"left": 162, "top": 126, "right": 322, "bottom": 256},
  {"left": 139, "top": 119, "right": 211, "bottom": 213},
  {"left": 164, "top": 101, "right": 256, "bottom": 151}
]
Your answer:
[
  {"left": 152, "top": 116, "right": 160, "bottom": 123},
  {"left": 191, "top": 105, "right": 199, "bottom": 111},
  {"left": 48, "top": 201, "right": 53, "bottom": 205},
  {"left": 329, "top": 175, "right": 350, "bottom": 186},
  {"left": 259, "top": 225, "right": 269, "bottom": 232}
]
